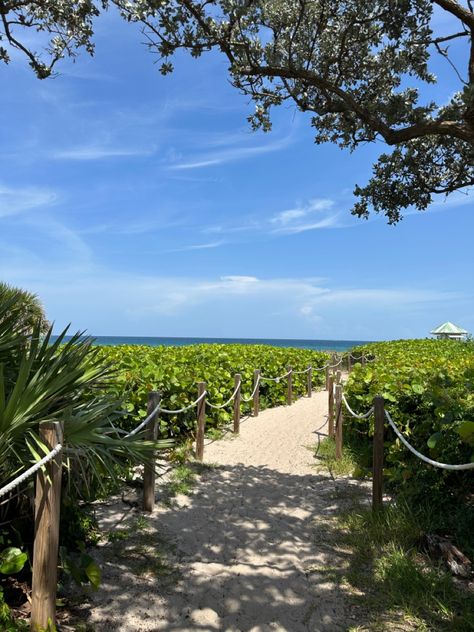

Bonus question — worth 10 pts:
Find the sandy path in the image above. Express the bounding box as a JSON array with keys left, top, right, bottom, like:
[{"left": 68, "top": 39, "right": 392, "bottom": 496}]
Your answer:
[{"left": 73, "top": 390, "right": 368, "bottom": 632}]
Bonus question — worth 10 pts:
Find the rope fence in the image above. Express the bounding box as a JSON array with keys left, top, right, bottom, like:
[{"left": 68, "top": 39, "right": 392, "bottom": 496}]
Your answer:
[
  {"left": 327, "top": 380, "right": 474, "bottom": 511},
  {"left": 0, "top": 443, "right": 63, "bottom": 499},
  {"left": 0, "top": 348, "right": 370, "bottom": 630}
]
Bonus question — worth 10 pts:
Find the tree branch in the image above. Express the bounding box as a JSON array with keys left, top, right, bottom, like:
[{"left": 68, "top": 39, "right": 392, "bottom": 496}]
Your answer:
[
  {"left": 240, "top": 63, "right": 473, "bottom": 143},
  {"left": 432, "top": 0, "right": 474, "bottom": 28}
]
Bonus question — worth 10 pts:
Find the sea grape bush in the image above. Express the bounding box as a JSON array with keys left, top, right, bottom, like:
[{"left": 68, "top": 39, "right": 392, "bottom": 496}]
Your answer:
[
  {"left": 97, "top": 343, "right": 328, "bottom": 439},
  {"left": 344, "top": 339, "right": 474, "bottom": 500}
]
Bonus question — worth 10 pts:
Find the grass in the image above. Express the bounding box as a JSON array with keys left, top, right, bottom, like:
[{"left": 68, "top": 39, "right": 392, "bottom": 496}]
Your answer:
[
  {"left": 313, "top": 435, "right": 363, "bottom": 477},
  {"left": 314, "top": 437, "right": 474, "bottom": 630},
  {"left": 340, "top": 504, "right": 474, "bottom": 630},
  {"left": 161, "top": 459, "right": 216, "bottom": 506}
]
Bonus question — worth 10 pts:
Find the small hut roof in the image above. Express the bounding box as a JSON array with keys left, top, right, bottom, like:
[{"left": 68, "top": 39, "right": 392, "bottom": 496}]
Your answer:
[{"left": 430, "top": 321, "right": 468, "bottom": 335}]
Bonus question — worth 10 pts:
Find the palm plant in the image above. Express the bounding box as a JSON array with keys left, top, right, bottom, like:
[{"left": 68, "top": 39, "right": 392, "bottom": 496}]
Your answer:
[
  {"left": 0, "top": 283, "right": 173, "bottom": 516},
  {"left": 0, "top": 281, "right": 49, "bottom": 336}
]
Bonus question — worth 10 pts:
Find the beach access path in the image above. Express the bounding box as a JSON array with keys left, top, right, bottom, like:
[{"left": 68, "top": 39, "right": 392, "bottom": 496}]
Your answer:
[{"left": 72, "top": 388, "right": 370, "bottom": 631}]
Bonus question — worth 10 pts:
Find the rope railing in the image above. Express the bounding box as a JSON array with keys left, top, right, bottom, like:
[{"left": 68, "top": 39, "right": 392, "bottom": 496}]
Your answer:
[
  {"left": 341, "top": 393, "right": 374, "bottom": 419},
  {"left": 0, "top": 443, "right": 63, "bottom": 498},
  {"left": 241, "top": 375, "right": 261, "bottom": 402},
  {"left": 260, "top": 369, "right": 292, "bottom": 382},
  {"left": 291, "top": 366, "right": 312, "bottom": 375},
  {"left": 207, "top": 380, "right": 242, "bottom": 410},
  {"left": 124, "top": 359, "right": 332, "bottom": 436},
  {"left": 384, "top": 410, "right": 474, "bottom": 471}
]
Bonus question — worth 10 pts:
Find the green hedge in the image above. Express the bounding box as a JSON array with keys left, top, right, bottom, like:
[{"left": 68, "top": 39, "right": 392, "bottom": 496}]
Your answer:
[
  {"left": 344, "top": 339, "right": 474, "bottom": 501},
  {"left": 98, "top": 343, "right": 328, "bottom": 439}
]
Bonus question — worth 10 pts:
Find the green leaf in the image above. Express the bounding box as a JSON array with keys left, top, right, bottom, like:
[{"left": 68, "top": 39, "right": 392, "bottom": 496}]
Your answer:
[
  {"left": 83, "top": 557, "right": 101, "bottom": 589},
  {"left": 427, "top": 432, "right": 442, "bottom": 449},
  {"left": 412, "top": 383, "right": 425, "bottom": 394},
  {"left": 0, "top": 547, "right": 27, "bottom": 575},
  {"left": 457, "top": 421, "right": 474, "bottom": 446}
]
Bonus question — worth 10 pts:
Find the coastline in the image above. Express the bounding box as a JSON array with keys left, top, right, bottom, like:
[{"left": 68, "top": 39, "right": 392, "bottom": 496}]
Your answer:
[{"left": 51, "top": 335, "right": 372, "bottom": 353}]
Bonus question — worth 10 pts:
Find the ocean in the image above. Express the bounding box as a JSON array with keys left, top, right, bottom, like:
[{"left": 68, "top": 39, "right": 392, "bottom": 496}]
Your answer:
[{"left": 53, "top": 335, "right": 371, "bottom": 352}]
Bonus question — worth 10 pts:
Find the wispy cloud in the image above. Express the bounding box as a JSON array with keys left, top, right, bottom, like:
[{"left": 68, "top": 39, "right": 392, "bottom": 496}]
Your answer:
[
  {"left": 0, "top": 184, "right": 58, "bottom": 218},
  {"left": 168, "top": 134, "right": 293, "bottom": 170},
  {"left": 51, "top": 144, "right": 156, "bottom": 161},
  {"left": 166, "top": 240, "right": 225, "bottom": 253},
  {"left": 270, "top": 198, "right": 341, "bottom": 233},
  {"left": 202, "top": 198, "right": 345, "bottom": 241}
]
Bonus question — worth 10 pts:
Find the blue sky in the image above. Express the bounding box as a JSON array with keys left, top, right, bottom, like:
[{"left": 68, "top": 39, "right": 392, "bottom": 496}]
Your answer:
[{"left": 0, "top": 6, "right": 472, "bottom": 341}]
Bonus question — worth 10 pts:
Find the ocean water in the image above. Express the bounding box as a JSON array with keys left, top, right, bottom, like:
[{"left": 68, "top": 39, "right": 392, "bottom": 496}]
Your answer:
[{"left": 53, "top": 335, "right": 371, "bottom": 352}]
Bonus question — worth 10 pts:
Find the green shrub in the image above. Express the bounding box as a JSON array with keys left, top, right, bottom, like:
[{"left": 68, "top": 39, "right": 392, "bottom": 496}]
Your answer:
[
  {"left": 98, "top": 343, "right": 328, "bottom": 439},
  {"left": 343, "top": 339, "right": 474, "bottom": 554}
]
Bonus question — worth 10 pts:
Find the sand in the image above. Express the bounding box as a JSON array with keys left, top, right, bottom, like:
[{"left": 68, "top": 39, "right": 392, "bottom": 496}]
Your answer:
[{"left": 70, "top": 388, "right": 370, "bottom": 632}]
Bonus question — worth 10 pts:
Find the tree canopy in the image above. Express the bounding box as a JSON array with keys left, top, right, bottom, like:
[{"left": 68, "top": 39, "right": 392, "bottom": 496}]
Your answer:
[{"left": 1, "top": 0, "right": 473, "bottom": 222}]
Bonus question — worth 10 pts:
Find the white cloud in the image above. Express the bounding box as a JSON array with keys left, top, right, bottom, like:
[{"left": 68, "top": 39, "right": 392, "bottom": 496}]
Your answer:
[
  {"left": 0, "top": 184, "right": 58, "bottom": 218},
  {"left": 271, "top": 198, "right": 341, "bottom": 233},
  {"left": 51, "top": 144, "right": 155, "bottom": 160},
  {"left": 169, "top": 134, "right": 293, "bottom": 170},
  {"left": 166, "top": 240, "right": 225, "bottom": 253}
]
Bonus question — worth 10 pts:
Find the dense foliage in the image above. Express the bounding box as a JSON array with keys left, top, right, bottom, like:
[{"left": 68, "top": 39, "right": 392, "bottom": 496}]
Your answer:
[
  {"left": 0, "top": 283, "right": 172, "bottom": 614},
  {"left": 98, "top": 343, "right": 328, "bottom": 439},
  {"left": 344, "top": 339, "right": 474, "bottom": 530},
  {"left": 1, "top": 2, "right": 473, "bottom": 221},
  {"left": 0, "top": 282, "right": 49, "bottom": 335}
]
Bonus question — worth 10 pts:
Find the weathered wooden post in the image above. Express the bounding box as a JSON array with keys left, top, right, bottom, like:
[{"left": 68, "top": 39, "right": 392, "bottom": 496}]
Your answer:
[
  {"left": 325, "top": 364, "right": 330, "bottom": 391},
  {"left": 287, "top": 366, "right": 293, "bottom": 406},
  {"left": 336, "top": 370, "right": 341, "bottom": 385},
  {"left": 347, "top": 354, "right": 351, "bottom": 373},
  {"left": 253, "top": 369, "right": 260, "bottom": 417},
  {"left": 328, "top": 375, "right": 335, "bottom": 438},
  {"left": 143, "top": 391, "right": 160, "bottom": 512},
  {"left": 307, "top": 366, "right": 312, "bottom": 398},
  {"left": 331, "top": 353, "right": 337, "bottom": 376},
  {"left": 335, "top": 384, "right": 343, "bottom": 460},
  {"left": 195, "top": 382, "right": 206, "bottom": 461},
  {"left": 361, "top": 354, "right": 367, "bottom": 366},
  {"left": 31, "top": 421, "right": 64, "bottom": 632},
  {"left": 372, "top": 396, "right": 385, "bottom": 510},
  {"left": 233, "top": 373, "right": 241, "bottom": 434}
]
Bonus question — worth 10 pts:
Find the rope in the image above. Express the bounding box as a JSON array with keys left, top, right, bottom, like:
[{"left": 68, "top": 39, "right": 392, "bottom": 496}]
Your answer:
[
  {"left": 241, "top": 375, "right": 261, "bottom": 402},
  {"left": 313, "top": 364, "right": 329, "bottom": 372},
  {"left": 327, "top": 358, "right": 342, "bottom": 368},
  {"left": 341, "top": 393, "right": 374, "bottom": 419},
  {"left": 125, "top": 391, "right": 207, "bottom": 437},
  {"left": 154, "top": 391, "right": 207, "bottom": 415},
  {"left": 260, "top": 369, "right": 292, "bottom": 383},
  {"left": 124, "top": 401, "right": 162, "bottom": 437},
  {"left": 0, "top": 444, "right": 63, "bottom": 498},
  {"left": 207, "top": 380, "right": 242, "bottom": 410},
  {"left": 291, "top": 367, "right": 312, "bottom": 375},
  {"left": 384, "top": 410, "right": 474, "bottom": 471}
]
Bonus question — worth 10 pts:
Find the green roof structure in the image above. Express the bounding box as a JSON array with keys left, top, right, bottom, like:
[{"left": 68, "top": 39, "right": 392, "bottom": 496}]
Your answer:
[{"left": 430, "top": 322, "right": 468, "bottom": 337}]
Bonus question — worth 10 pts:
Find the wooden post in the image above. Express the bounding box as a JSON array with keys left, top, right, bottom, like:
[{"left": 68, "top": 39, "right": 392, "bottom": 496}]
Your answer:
[
  {"left": 347, "top": 354, "right": 351, "bottom": 373},
  {"left": 328, "top": 376, "right": 335, "bottom": 438},
  {"left": 233, "top": 373, "right": 241, "bottom": 434},
  {"left": 336, "top": 370, "right": 341, "bottom": 385},
  {"left": 325, "top": 364, "right": 330, "bottom": 391},
  {"left": 143, "top": 391, "right": 160, "bottom": 512},
  {"left": 373, "top": 396, "right": 385, "bottom": 510},
  {"left": 31, "top": 421, "right": 64, "bottom": 632},
  {"left": 195, "top": 382, "right": 206, "bottom": 461},
  {"left": 335, "top": 384, "right": 343, "bottom": 460},
  {"left": 253, "top": 369, "right": 260, "bottom": 417},
  {"left": 361, "top": 354, "right": 367, "bottom": 366},
  {"left": 307, "top": 366, "right": 312, "bottom": 398},
  {"left": 287, "top": 366, "right": 293, "bottom": 406},
  {"left": 331, "top": 353, "right": 337, "bottom": 376}
]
